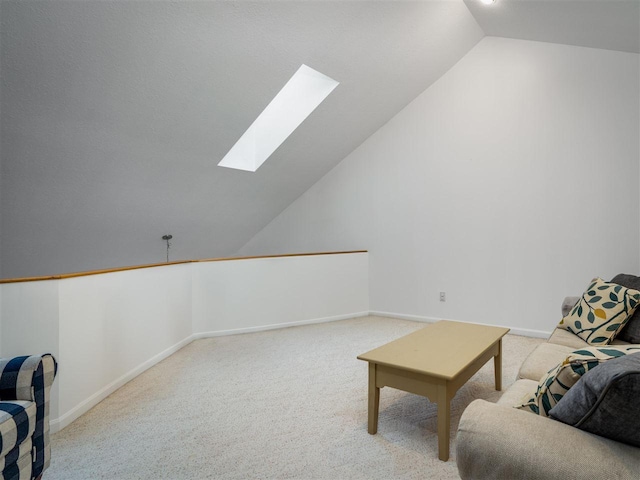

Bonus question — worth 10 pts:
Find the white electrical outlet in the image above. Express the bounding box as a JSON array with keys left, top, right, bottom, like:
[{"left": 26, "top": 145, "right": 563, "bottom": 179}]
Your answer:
[{"left": 439, "top": 291, "right": 446, "bottom": 302}]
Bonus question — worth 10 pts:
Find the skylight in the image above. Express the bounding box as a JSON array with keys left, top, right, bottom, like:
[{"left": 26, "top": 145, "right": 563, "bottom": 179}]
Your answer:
[{"left": 218, "top": 64, "right": 339, "bottom": 172}]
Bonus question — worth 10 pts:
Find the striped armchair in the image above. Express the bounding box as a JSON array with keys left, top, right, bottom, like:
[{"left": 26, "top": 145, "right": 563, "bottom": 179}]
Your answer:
[{"left": 0, "top": 355, "right": 57, "bottom": 480}]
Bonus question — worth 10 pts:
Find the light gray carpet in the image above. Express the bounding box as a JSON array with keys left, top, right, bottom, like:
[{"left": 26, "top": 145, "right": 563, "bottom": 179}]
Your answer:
[{"left": 47, "top": 316, "right": 543, "bottom": 479}]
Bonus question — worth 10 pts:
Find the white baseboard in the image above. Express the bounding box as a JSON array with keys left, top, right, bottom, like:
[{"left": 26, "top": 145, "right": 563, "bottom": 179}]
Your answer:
[
  {"left": 369, "top": 310, "right": 440, "bottom": 324},
  {"left": 368, "top": 310, "right": 551, "bottom": 339},
  {"left": 502, "top": 325, "right": 551, "bottom": 338},
  {"left": 193, "top": 311, "right": 370, "bottom": 339},
  {"left": 50, "top": 334, "right": 195, "bottom": 433},
  {"left": 50, "top": 311, "right": 369, "bottom": 432},
  {"left": 50, "top": 310, "right": 549, "bottom": 433}
]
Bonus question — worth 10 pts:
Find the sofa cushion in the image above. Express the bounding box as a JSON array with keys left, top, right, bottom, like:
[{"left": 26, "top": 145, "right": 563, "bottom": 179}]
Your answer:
[
  {"left": 610, "top": 274, "right": 640, "bottom": 343},
  {"left": 547, "top": 328, "right": 589, "bottom": 349},
  {"left": 516, "top": 346, "right": 640, "bottom": 416},
  {"left": 518, "top": 342, "right": 575, "bottom": 381},
  {"left": 549, "top": 352, "right": 640, "bottom": 447},
  {"left": 558, "top": 278, "right": 640, "bottom": 345},
  {"left": 0, "top": 400, "right": 36, "bottom": 459},
  {"left": 547, "top": 328, "right": 630, "bottom": 349},
  {"left": 497, "top": 379, "right": 538, "bottom": 407}
]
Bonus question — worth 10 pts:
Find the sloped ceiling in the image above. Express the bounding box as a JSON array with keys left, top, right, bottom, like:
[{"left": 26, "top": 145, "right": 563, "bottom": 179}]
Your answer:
[
  {"left": 464, "top": 0, "right": 640, "bottom": 53},
  {"left": 0, "top": 0, "right": 484, "bottom": 277},
  {"left": 1, "top": 1, "right": 639, "bottom": 278}
]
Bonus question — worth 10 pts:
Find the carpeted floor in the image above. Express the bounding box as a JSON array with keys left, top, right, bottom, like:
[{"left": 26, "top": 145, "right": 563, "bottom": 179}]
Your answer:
[{"left": 47, "top": 316, "right": 543, "bottom": 479}]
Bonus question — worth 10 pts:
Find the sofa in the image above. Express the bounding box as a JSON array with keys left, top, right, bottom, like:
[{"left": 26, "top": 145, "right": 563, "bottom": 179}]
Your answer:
[
  {"left": 0, "top": 354, "right": 57, "bottom": 480},
  {"left": 456, "top": 276, "right": 640, "bottom": 480}
]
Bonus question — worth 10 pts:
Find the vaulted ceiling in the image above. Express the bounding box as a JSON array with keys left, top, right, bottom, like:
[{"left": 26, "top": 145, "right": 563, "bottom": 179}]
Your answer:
[
  {"left": 465, "top": 0, "right": 640, "bottom": 53},
  {"left": 1, "top": 0, "right": 638, "bottom": 277}
]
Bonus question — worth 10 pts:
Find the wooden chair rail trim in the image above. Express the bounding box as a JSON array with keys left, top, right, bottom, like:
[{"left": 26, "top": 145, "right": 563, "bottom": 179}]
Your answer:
[{"left": 0, "top": 250, "right": 368, "bottom": 284}]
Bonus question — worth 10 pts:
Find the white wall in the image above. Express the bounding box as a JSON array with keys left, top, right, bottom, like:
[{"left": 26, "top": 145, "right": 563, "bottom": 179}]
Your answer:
[
  {"left": 56, "top": 264, "right": 193, "bottom": 429},
  {"left": 238, "top": 37, "right": 640, "bottom": 336},
  {"left": 192, "top": 253, "right": 369, "bottom": 335},
  {"left": 1, "top": 281, "right": 61, "bottom": 420},
  {"left": 0, "top": 252, "right": 368, "bottom": 431}
]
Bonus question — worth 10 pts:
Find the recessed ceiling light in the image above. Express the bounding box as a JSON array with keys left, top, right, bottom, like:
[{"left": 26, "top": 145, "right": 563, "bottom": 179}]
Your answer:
[
  {"left": 218, "top": 64, "right": 339, "bottom": 172},
  {"left": 480, "top": 0, "right": 495, "bottom": 4}
]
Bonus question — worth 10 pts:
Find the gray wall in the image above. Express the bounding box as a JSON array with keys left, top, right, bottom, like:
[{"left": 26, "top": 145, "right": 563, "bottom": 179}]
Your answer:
[
  {"left": 0, "top": 0, "right": 3, "bottom": 279},
  {"left": 0, "top": 1, "right": 482, "bottom": 278}
]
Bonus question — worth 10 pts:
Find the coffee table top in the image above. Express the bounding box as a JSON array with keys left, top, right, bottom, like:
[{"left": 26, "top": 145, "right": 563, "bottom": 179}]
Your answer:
[{"left": 357, "top": 320, "right": 509, "bottom": 380}]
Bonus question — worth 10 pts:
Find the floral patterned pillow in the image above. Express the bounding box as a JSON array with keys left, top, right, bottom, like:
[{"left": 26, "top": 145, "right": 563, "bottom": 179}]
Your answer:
[
  {"left": 516, "top": 346, "right": 640, "bottom": 416},
  {"left": 558, "top": 278, "right": 640, "bottom": 345}
]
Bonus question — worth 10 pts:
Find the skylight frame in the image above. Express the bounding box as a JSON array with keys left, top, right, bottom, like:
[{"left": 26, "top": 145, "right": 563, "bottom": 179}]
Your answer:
[{"left": 218, "top": 64, "right": 339, "bottom": 172}]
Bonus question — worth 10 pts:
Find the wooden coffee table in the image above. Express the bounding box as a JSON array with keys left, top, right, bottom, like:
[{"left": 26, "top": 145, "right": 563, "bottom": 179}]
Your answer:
[{"left": 357, "top": 320, "right": 509, "bottom": 461}]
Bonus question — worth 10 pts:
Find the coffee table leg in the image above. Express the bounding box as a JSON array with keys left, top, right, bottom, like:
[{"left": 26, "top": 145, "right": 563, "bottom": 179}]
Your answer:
[
  {"left": 494, "top": 339, "right": 503, "bottom": 391},
  {"left": 368, "top": 363, "right": 380, "bottom": 434},
  {"left": 437, "top": 384, "right": 450, "bottom": 461}
]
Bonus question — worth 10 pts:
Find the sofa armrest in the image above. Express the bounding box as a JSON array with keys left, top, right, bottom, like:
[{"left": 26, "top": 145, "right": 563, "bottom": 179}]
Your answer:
[
  {"left": 561, "top": 296, "right": 580, "bottom": 318},
  {"left": 0, "top": 354, "right": 57, "bottom": 401},
  {"left": 0, "top": 354, "right": 57, "bottom": 478},
  {"left": 456, "top": 400, "right": 640, "bottom": 480}
]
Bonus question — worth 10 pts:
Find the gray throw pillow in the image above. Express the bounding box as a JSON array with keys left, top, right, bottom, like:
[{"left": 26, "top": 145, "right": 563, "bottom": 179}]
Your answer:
[
  {"left": 561, "top": 296, "right": 580, "bottom": 318},
  {"left": 549, "top": 352, "right": 640, "bottom": 447},
  {"left": 610, "top": 274, "right": 640, "bottom": 343}
]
